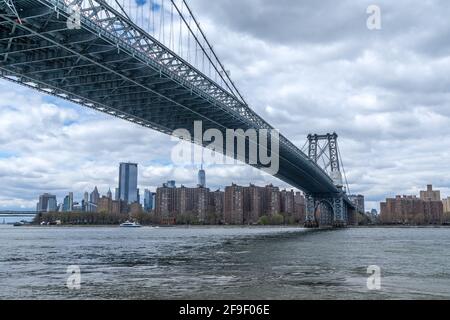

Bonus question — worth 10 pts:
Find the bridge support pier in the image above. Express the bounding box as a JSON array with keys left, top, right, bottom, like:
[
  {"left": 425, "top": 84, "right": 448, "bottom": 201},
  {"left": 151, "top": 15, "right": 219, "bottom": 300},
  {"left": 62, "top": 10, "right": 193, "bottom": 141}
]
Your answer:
[{"left": 304, "top": 193, "right": 348, "bottom": 228}]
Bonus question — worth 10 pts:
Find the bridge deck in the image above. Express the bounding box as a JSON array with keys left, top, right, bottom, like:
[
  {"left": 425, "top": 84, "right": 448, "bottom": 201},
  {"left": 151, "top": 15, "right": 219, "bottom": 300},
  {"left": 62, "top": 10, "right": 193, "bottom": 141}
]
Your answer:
[{"left": 0, "top": 0, "right": 339, "bottom": 195}]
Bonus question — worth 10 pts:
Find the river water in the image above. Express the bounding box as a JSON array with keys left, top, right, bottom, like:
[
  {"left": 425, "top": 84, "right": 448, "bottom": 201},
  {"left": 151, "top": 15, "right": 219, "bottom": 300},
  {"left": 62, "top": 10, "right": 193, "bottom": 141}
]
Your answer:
[{"left": 0, "top": 225, "right": 449, "bottom": 299}]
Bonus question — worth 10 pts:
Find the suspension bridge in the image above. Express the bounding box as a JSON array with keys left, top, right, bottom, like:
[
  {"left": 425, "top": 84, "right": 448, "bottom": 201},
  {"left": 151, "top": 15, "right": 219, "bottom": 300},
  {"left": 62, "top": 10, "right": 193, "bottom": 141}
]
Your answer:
[{"left": 0, "top": 0, "right": 359, "bottom": 227}]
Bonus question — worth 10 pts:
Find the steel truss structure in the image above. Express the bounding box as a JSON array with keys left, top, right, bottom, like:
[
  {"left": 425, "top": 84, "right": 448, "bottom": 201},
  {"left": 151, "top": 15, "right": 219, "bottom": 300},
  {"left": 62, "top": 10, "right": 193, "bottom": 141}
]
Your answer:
[{"left": 0, "top": 0, "right": 355, "bottom": 227}]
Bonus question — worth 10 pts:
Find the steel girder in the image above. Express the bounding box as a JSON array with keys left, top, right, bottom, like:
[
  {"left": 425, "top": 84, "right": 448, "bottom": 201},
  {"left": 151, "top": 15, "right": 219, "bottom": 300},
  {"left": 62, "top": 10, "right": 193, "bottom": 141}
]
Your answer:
[{"left": 0, "top": 0, "right": 342, "bottom": 195}]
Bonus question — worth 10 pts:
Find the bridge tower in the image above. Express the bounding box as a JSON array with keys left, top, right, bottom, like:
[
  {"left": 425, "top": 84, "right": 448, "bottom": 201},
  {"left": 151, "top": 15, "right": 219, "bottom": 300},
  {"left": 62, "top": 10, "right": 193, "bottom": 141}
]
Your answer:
[{"left": 305, "top": 133, "right": 347, "bottom": 228}]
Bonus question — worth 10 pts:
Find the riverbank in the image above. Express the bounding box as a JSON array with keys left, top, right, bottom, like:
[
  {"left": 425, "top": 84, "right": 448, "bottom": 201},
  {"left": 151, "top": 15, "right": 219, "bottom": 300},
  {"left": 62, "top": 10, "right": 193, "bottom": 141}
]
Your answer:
[{"left": 10, "top": 223, "right": 450, "bottom": 229}]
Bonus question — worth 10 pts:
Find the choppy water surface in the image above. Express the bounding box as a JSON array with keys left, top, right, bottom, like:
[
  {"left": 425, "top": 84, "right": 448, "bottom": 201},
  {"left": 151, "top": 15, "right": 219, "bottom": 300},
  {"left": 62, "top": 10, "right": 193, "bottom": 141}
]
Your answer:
[{"left": 0, "top": 225, "right": 449, "bottom": 299}]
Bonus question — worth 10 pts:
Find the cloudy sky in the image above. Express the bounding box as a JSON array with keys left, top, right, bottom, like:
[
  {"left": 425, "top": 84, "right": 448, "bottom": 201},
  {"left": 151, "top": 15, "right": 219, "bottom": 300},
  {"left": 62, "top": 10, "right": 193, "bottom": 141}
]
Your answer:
[{"left": 1, "top": 0, "right": 450, "bottom": 211}]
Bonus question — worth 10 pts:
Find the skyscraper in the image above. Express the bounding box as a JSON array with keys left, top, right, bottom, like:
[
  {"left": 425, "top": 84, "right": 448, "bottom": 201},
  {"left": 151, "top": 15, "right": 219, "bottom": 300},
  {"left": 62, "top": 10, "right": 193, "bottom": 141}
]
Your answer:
[
  {"left": 36, "top": 193, "right": 57, "bottom": 212},
  {"left": 62, "top": 192, "right": 74, "bottom": 212},
  {"left": 90, "top": 186, "right": 100, "bottom": 205},
  {"left": 198, "top": 165, "right": 206, "bottom": 188},
  {"left": 47, "top": 197, "right": 57, "bottom": 212},
  {"left": 144, "top": 189, "right": 155, "bottom": 212},
  {"left": 118, "top": 163, "right": 138, "bottom": 204},
  {"left": 107, "top": 188, "right": 112, "bottom": 199}
]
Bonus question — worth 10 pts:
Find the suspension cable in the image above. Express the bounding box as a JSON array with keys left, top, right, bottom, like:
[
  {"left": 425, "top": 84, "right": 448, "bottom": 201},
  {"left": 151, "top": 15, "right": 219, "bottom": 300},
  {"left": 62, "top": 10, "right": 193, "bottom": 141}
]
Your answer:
[
  {"left": 114, "top": 0, "right": 131, "bottom": 20},
  {"left": 170, "top": 0, "right": 241, "bottom": 103},
  {"left": 337, "top": 141, "right": 351, "bottom": 194}
]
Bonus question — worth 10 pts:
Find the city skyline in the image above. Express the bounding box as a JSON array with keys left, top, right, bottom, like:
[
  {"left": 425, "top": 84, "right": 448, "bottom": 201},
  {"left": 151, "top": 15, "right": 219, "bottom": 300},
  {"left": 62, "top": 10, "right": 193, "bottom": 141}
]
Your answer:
[
  {"left": 33, "top": 162, "right": 309, "bottom": 211},
  {"left": 5, "top": 157, "right": 450, "bottom": 212}
]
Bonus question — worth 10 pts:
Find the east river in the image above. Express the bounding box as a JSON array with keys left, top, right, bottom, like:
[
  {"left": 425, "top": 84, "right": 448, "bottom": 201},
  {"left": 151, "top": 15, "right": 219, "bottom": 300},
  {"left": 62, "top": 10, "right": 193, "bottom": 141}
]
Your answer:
[{"left": 0, "top": 225, "right": 449, "bottom": 299}]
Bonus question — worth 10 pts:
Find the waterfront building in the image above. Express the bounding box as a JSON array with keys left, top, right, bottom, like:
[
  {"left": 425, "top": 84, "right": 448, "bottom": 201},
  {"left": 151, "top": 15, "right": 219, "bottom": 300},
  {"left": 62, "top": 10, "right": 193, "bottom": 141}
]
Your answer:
[
  {"left": 294, "top": 192, "right": 306, "bottom": 223},
  {"left": 168, "top": 186, "right": 210, "bottom": 222},
  {"left": 264, "top": 184, "right": 280, "bottom": 216},
  {"left": 380, "top": 193, "right": 443, "bottom": 225},
  {"left": 97, "top": 196, "right": 127, "bottom": 214},
  {"left": 178, "top": 186, "right": 196, "bottom": 215},
  {"left": 224, "top": 184, "right": 244, "bottom": 224},
  {"left": 209, "top": 189, "right": 224, "bottom": 223},
  {"left": 443, "top": 197, "right": 450, "bottom": 213},
  {"left": 155, "top": 183, "right": 178, "bottom": 223},
  {"left": 245, "top": 184, "right": 265, "bottom": 224},
  {"left": 97, "top": 196, "right": 113, "bottom": 214},
  {"left": 348, "top": 194, "right": 365, "bottom": 214},
  {"left": 281, "top": 189, "right": 295, "bottom": 215},
  {"left": 118, "top": 163, "right": 138, "bottom": 204},
  {"left": 420, "top": 184, "right": 441, "bottom": 201},
  {"left": 37, "top": 193, "right": 57, "bottom": 212}
]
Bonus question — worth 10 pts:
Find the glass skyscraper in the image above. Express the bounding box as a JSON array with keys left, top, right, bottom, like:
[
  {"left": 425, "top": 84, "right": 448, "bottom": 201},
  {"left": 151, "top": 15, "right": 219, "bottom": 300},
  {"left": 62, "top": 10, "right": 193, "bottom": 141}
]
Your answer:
[
  {"left": 118, "top": 163, "right": 138, "bottom": 204},
  {"left": 144, "top": 189, "right": 155, "bottom": 212},
  {"left": 36, "top": 193, "right": 57, "bottom": 212}
]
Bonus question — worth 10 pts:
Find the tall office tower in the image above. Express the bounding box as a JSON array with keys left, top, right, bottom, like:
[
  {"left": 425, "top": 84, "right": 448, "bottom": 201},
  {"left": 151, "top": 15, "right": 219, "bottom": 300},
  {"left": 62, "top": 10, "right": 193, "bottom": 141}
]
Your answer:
[
  {"left": 118, "top": 163, "right": 138, "bottom": 204},
  {"left": 137, "top": 188, "right": 140, "bottom": 204},
  {"left": 144, "top": 189, "right": 154, "bottom": 212},
  {"left": 36, "top": 193, "right": 57, "bottom": 212},
  {"left": 69, "top": 192, "right": 74, "bottom": 211},
  {"left": 115, "top": 188, "right": 119, "bottom": 201},
  {"left": 47, "top": 197, "right": 57, "bottom": 212},
  {"left": 62, "top": 193, "right": 74, "bottom": 212},
  {"left": 107, "top": 188, "right": 112, "bottom": 199},
  {"left": 198, "top": 165, "right": 206, "bottom": 188},
  {"left": 83, "top": 192, "right": 89, "bottom": 211},
  {"left": 90, "top": 186, "right": 100, "bottom": 205}
]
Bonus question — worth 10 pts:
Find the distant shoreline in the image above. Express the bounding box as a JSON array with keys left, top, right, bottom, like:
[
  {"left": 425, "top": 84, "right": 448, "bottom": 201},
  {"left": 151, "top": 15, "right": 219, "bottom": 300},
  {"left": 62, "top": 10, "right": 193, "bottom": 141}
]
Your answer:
[{"left": 7, "top": 224, "right": 450, "bottom": 229}]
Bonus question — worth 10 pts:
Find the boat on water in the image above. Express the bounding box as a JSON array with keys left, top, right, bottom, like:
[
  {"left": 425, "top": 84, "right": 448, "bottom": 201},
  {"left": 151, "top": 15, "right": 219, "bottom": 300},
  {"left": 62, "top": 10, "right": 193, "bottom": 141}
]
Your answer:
[
  {"left": 13, "top": 220, "right": 29, "bottom": 227},
  {"left": 119, "top": 221, "right": 142, "bottom": 228}
]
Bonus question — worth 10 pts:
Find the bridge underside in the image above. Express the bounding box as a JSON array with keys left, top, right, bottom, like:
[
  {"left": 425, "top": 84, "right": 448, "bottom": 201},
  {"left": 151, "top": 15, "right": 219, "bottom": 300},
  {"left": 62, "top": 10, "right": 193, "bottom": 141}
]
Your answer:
[
  {"left": 304, "top": 193, "right": 357, "bottom": 228},
  {"left": 0, "top": 0, "right": 356, "bottom": 227}
]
